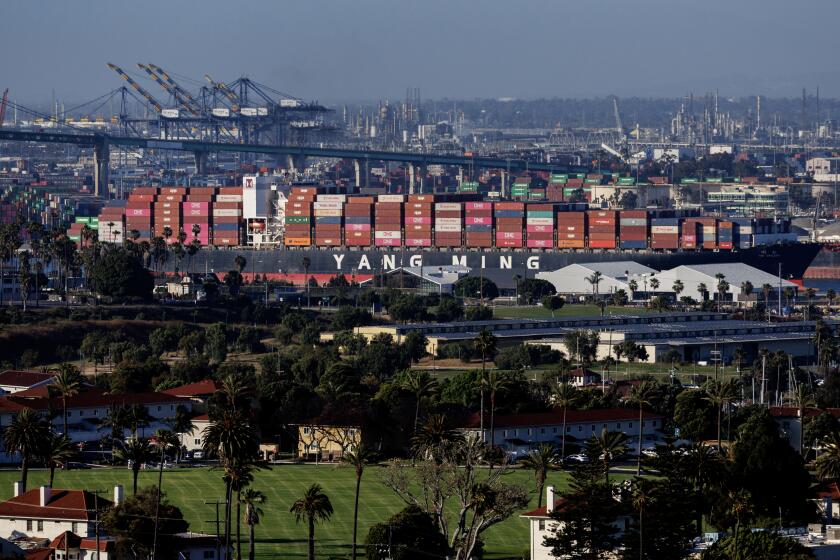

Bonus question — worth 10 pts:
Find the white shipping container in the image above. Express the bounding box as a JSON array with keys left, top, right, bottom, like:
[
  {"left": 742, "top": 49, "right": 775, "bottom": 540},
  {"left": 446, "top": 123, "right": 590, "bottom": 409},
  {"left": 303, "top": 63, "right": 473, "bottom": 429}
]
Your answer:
[
  {"left": 279, "top": 99, "right": 302, "bottom": 108},
  {"left": 213, "top": 209, "right": 242, "bottom": 217},
  {"left": 651, "top": 226, "right": 679, "bottom": 234},
  {"left": 161, "top": 109, "right": 179, "bottom": 119},
  {"left": 212, "top": 108, "right": 230, "bottom": 118},
  {"left": 316, "top": 195, "right": 347, "bottom": 202},
  {"left": 215, "top": 195, "right": 242, "bottom": 202},
  {"left": 435, "top": 218, "right": 462, "bottom": 225},
  {"left": 314, "top": 209, "right": 342, "bottom": 217},
  {"left": 374, "top": 230, "right": 401, "bottom": 239},
  {"left": 526, "top": 218, "right": 553, "bottom": 226},
  {"left": 378, "top": 195, "right": 405, "bottom": 203},
  {"left": 313, "top": 201, "right": 343, "bottom": 210},
  {"left": 436, "top": 224, "right": 462, "bottom": 232},
  {"left": 435, "top": 203, "right": 461, "bottom": 211}
]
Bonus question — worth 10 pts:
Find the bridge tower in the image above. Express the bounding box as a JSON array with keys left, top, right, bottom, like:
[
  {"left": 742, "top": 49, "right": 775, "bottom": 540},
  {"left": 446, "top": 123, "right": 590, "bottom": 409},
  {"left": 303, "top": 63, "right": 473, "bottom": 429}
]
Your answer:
[{"left": 93, "top": 138, "right": 110, "bottom": 198}]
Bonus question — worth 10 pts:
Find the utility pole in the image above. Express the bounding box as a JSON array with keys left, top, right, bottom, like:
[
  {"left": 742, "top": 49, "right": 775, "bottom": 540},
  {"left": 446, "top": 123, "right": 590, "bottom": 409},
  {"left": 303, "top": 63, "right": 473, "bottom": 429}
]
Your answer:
[
  {"left": 204, "top": 498, "right": 224, "bottom": 560},
  {"left": 91, "top": 489, "right": 106, "bottom": 560}
]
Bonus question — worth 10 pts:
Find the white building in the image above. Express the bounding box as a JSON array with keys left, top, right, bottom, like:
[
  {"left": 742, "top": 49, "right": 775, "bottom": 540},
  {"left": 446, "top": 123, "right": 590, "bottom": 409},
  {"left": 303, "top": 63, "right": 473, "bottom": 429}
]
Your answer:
[
  {"left": 0, "top": 485, "right": 118, "bottom": 540},
  {"left": 807, "top": 157, "right": 840, "bottom": 182},
  {"left": 181, "top": 414, "right": 212, "bottom": 454},
  {"left": 651, "top": 262, "right": 798, "bottom": 303},
  {"left": 0, "top": 371, "right": 55, "bottom": 395},
  {"left": 536, "top": 261, "right": 658, "bottom": 299}
]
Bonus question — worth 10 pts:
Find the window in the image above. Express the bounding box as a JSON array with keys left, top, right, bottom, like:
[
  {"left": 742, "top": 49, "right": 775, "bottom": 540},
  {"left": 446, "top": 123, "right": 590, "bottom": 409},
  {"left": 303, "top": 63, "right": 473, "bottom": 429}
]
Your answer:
[
  {"left": 194, "top": 439, "right": 201, "bottom": 445},
  {"left": 538, "top": 520, "right": 546, "bottom": 531},
  {"left": 629, "top": 422, "right": 633, "bottom": 428},
  {"left": 26, "top": 520, "right": 32, "bottom": 531},
  {"left": 79, "top": 410, "right": 84, "bottom": 417},
  {"left": 540, "top": 428, "right": 545, "bottom": 434},
  {"left": 578, "top": 426, "right": 582, "bottom": 432},
  {"left": 503, "top": 430, "right": 508, "bottom": 438},
  {"left": 642, "top": 422, "right": 646, "bottom": 427},
  {"left": 616, "top": 423, "right": 621, "bottom": 429},
  {"left": 303, "top": 427, "right": 310, "bottom": 434},
  {"left": 94, "top": 409, "right": 98, "bottom": 416},
  {"left": 37, "top": 521, "right": 43, "bottom": 531},
  {"left": 567, "top": 426, "right": 571, "bottom": 433},
  {"left": 527, "top": 429, "right": 532, "bottom": 436},
  {"left": 72, "top": 522, "right": 78, "bottom": 533},
  {"left": 552, "top": 427, "right": 557, "bottom": 433},
  {"left": 157, "top": 406, "right": 162, "bottom": 412}
]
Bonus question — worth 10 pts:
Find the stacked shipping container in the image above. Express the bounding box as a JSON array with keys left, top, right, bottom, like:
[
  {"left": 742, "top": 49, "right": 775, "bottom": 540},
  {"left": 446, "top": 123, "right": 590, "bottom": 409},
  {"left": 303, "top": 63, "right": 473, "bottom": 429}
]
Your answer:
[
  {"left": 284, "top": 187, "right": 314, "bottom": 246},
  {"left": 212, "top": 187, "right": 243, "bottom": 246},
  {"left": 495, "top": 202, "right": 525, "bottom": 248},
  {"left": 465, "top": 202, "right": 492, "bottom": 247},
  {"left": 587, "top": 210, "right": 617, "bottom": 249},
  {"left": 375, "top": 194, "right": 403, "bottom": 247},
  {"left": 619, "top": 210, "right": 648, "bottom": 250},
  {"left": 434, "top": 202, "right": 462, "bottom": 247},
  {"left": 526, "top": 204, "right": 554, "bottom": 248},
  {"left": 650, "top": 218, "right": 680, "bottom": 249},
  {"left": 556, "top": 211, "right": 586, "bottom": 249},
  {"left": 344, "top": 197, "right": 373, "bottom": 247},
  {"left": 404, "top": 195, "right": 434, "bottom": 247},
  {"left": 314, "top": 194, "right": 345, "bottom": 247}
]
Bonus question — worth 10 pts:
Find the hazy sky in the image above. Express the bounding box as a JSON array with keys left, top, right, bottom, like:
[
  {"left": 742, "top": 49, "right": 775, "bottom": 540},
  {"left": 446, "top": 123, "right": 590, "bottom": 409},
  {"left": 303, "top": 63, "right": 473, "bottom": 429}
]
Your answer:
[{"left": 2, "top": 0, "right": 839, "bottom": 105}]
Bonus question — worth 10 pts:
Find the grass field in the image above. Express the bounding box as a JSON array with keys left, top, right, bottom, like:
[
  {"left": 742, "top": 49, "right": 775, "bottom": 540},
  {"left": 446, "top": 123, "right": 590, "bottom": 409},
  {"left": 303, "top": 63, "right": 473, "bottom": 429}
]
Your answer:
[
  {"left": 0, "top": 465, "right": 586, "bottom": 559},
  {"left": 492, "top": 304, "right": 651, "bottom": 319}
]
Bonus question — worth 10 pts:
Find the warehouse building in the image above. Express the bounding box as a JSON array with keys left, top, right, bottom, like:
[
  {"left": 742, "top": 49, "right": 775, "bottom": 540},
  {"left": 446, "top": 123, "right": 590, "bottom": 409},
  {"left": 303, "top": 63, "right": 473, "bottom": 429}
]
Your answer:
[
  {"left": 651, "top": 262, "right": 798, "bottom": 303},
  {"left": 535, "top": 261, "right": 657, "bottom": 298}
]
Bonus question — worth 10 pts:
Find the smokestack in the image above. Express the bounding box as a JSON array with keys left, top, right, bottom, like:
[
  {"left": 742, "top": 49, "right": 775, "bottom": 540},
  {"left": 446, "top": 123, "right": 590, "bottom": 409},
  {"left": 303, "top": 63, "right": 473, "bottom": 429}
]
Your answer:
[
  {"left": 546, "top": 486, "right": 556, "bottom": 513},
  {"left": 39, "top": 486, "right": 51, "bottom": 507},
  {"left": 13, "top": 482, "right": 22, "bottom": 497},
  {"left": 114, "top": 485, "right": 124, "bottom": 505}
]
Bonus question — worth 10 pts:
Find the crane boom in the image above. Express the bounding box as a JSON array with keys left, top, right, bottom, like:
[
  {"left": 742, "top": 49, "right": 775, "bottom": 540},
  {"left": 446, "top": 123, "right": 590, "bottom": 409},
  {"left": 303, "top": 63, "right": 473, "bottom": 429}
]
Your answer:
[
  {"left": 612, "top": 96, "right": 624, "bottom": 135},
  {"left": 137, "top": 63, "right": 197, "bottom": 115},
  {"left": 204, "top": 74, "right": 239, "bottom": 106},
  {"left": 107, "top": 63, "right": 163, "bottom": 113},
  {"left": 0, "top": 89, "right": 8, "bottom": 128},
  {"left": 148, "top": 64, "right": 202, "bottom": 113}
]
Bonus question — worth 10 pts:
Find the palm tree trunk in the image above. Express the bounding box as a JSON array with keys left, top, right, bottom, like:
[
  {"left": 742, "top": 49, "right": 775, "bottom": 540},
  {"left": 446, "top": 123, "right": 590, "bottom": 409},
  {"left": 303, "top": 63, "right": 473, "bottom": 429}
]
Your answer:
[
  {"left": 490, "top": 391, "right": 496, "bottom": 448},
  {"left": 561, "top": 406, "right": 567, "bottom": 462},
  {"left": 63, "top": 399, "right": 68, "bottom": 437},
  {"left": 637, "top": 406, "right": 643, "bottom": 475},
  {"left": 414, "top": 396, "right": 420, "bottom": 434},
  {"left": 536, "top": 473, "right": 545, "bottom": 509},
  {"left": 249, "top": 524, "right": 255, "bottom": 560},
  {"left": 132, "top": 466, "right": 139, "bottom": 494},
  {"left": 49, "top": 464, "right": 56, "bottom": 488},
  {"left": 308, "top": 514, "right": 315, "bottom": 560},
  {"left": 717, "top": 406, "right": 723, "bottom": 449},
  {"left": 153, "top": 454, "right": 164, "bottom": 560},
  {"left": 352, "top": 473, "right": 361, "bottom": 560},
  {"left": 20, "top": 456, "right": 28, "bottom": 492},
  {"left": 224, "top": 482, "right": 232, "bottom": 559},
  {"left": 734, "top": 520, "right": 740, "bottom": 560},
  {"left": 236, "top": 492, "right": 242, "bottom": 560},
  {"left": 639, "top": 510, "right": 643, "bottom": 560}
]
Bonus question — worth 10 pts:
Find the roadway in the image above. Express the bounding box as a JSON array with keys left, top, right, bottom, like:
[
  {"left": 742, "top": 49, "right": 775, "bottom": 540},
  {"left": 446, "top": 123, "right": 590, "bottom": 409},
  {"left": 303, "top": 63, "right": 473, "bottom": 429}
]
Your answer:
[{"left": 0, "top": 129, "right": 586, "bottom": 174}]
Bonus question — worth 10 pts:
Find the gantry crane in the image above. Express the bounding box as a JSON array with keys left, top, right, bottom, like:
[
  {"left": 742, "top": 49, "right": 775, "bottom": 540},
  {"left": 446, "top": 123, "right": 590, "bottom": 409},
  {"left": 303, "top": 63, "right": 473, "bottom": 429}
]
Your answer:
[
  {"left": 137, "top": 64, "right": 198, "bottom": 115},
  {"left": 0, "top": 89, "right": 8, "bottom": 127},
  {"left": 106, "top": 63, "right": 163, "bottom": 113},
  {"left": 148, "top": 63, "right": 202, "bottom": 114},
  {"left": 204, "top": 74, "right": 239, "bottom": 110}
]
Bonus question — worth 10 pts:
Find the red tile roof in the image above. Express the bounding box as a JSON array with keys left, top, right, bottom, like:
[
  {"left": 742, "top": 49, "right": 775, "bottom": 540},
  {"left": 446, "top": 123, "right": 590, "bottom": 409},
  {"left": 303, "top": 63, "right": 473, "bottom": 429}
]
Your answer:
[
  {"left": 25, "top": 549, "right": 52, "bottom": 560},
  {"left": 8, "top": 388, "right": 184, "bottom": 411},
  {"left": 522, "top": 498, "right": 567, "bottom": 518},
  {"left": 192, "top": 414, "right": 210, "bottom": 422},
  {"left": 463, "top": 407, "right": 663, "bottom": 429},
  {"left": 0, "top": 370, "right": 55, "bottom": 389},
  {"left": 816, "top": 481, "right": 840, "bottom": 500},
  {"left": 0, "top": 488, "right": 112, "bottom": 522},
  {"left": 769, "top": 406, "right": 840, "bottom": 419},
  {"left": 49, "top": 532, "right": 81, "bottom": 550},
  {"left": 162, "top": 379, "right": 220, "bottom": 398}
]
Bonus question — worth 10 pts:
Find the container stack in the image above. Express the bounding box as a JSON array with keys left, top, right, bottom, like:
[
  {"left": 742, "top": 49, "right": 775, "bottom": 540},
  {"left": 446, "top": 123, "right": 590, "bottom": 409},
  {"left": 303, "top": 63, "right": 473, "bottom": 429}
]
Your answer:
[
  {"left": 125, "top": 189, "right": 154, "bottom": 242},
  {"left": 181, "top": 202, "right": 211, "bottom": 245},
  {"left": 154, "top": 187, "right": 185, "bottom": 240},
  {"left": 404, "top": 195, "right": 434, "bottom": 247},
  {"left": 718, "top": 220, "right": 733, "bottom": 250},
  {"left": 212, "top": 187, "right": 243, "bottom": 246},
  {"left": 681, "top": 220, "right": 700, "bottom": 249},
  {"left": 314, "top": 194, "right": 345, "bottom": 247},
  {"left": 434, "top": 202, "right": 463, "bottom": 247},
  {"left": 556, "top": 211, "right": 586, "bottom": 249},
  {"left": 547, "top": 174, "right": 567, "bottom": 201},
  {"left": 344, "top": 197, "right": 374, "bottom": 247},
  {"left": 511, "top": 177, "right": 530, "bottom": 200},
  {"left": 525, "top": 204, "right": 554, "bottom": 248},
  {"left": 650, "top": 218, "right": 679, "bottom": 249},
  {"left": 465, "top": 202, "right": 493, "bottom": 248},
  {"left": 587, "top": 210, "right": 617, "bottom": 249},
  {"left": 619, "top": 210, "right": 648, "bottom": 250},
  {"left": 495, "top": 202, "right": 525, "bottom": 248},
  {"left": 375, "top": 194, "right": 404, "bottom": 247},
  {"left": 732, "top": 218, "right": 753, "bottom": 249},
  {"left": 98, "top": 204, "right": 125, "bottom": 244},
  {"left": 285, "top": 188, "right": 315, "bottom": 247},
  {"left": 697, "top": 217, "right": 718, "bottom": 249}
]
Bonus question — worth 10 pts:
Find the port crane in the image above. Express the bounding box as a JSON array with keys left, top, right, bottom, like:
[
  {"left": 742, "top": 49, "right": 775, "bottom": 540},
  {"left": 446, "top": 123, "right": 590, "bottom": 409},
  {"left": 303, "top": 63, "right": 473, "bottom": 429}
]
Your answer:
[
  {"left": 148, "top": 63, "right": 203, "bottom": 114},
  {"left": 204, "top": 74, "right": 239, "bottom": 110},
  {"left": 137, "top": 64, "right": 198, "bottom": 115},
  {"left": 106, "top": 63, "right": 163, "bottom": 113}
]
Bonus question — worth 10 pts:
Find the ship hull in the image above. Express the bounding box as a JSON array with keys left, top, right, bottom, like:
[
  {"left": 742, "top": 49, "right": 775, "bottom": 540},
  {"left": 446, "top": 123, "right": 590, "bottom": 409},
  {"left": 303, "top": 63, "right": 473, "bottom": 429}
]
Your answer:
[{"left": 173, "top": 242, "right": 822, "bottom": 289}]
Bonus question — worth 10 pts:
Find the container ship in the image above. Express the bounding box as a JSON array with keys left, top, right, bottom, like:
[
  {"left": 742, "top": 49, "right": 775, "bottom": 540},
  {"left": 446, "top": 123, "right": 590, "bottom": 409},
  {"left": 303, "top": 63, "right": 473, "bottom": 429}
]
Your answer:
[{"left": 69, "top": 182, "right": 822, "bottom": 288}]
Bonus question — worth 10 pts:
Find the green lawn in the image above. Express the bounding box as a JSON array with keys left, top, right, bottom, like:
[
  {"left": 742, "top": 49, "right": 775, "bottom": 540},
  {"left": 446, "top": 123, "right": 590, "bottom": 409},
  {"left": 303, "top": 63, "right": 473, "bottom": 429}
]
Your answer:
[
  {"left": 0, "top": 465, "right": 577, "bottom": 559},
  {"left": 493, "top": 304, "right": 651, "bottom": 319}
]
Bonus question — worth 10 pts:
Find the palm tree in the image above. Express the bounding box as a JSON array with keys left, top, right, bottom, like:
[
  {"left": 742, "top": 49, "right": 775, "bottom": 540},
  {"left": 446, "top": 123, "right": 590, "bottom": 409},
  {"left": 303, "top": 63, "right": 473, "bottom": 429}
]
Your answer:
[
  {"left": 483, "top": 371, "right": 510, "bottom": 448},
  {"left": 672, "top": 280, "right": 684, "bottom": 307},
  {"left": 789, "top": 385, "right": 815, "bottom": 456},
  {"left": 740, "top": 281, "right": 754, "bottom": 308},
  {"left": 729, "top": 489, "right": 753, "bottom": 560},
  {"left": 631, "top": 479, "right": 655, "bottom": 560},
  {"left": 554, "top": 382, "right": 579, "bottom": 462},
  {"left": 126, "top": 404, "right": 153, "bottom": 438},
  {"left": 520, "top": 444, "right": 559, "bottom": 508},
  {"left": 683, "top": 442, "right": 723, "bottom": 536},
  {"left": 762, "top": 283, "right": 773, "bottom": 320},
  {"left": 241, "top": 488, "right": 266, "bottom": 560},
  {"left": 167, "top": 405, "right": 196, "bottom": 463},
  {"left": 805, "top": 287, "right": 817, "bottom": 320},
  {"left": 626, "top": 381, "right": 658, "bottom": 475},
  {"left": 587, "top": 428, "right": 628, "bottom": 484},
  {"left": 202, "top": 410, "right": 259, "bottom": 557},
  {"left": 473, "top": 329, "right": 497, "bottom": 439},
  {"left": 828, "top": 288, "right": 837, "bottom": 316},
  {"left": 39, "top": 433, "right": 74, "bottom": 487},
  {"left": 649, "top": 277, "right": 660, "bottom": 293},
  {"left": 342, "top": 445, "right": 374, "bottom": 560},
  {"left": 290, "top": 484, "right": 334, "bottom": 560},
  {"left": 628, "top": 279, "right": 638, "bottom": 300},
  {"left": 697, "top": 282, "right": 708, "bottom": 302},
  {"left": 703, "top": 380, "right": 738, "bottom": 449},
  {"left": 411, "top": 414, "right": 464, "bottom": 452},
  {"left": 226, "top": 464, "right": 254, "bottom": 560},
  {"left": 586, "top": 271, "right": 603, "bottom": 299},
  {"left": 152, "top": 429, "right": 179, "bottom": 560},
  {"left": 100, "top": 404, "right": 127, "bottom": 462},
  {"left": 400, "top": 371, "right": 438, "bottom": 433},
  {"left": 3, "top": 408, "right": 50, "bottom": 492},
  {"left": 115, "top": 437, "right": 152, "bottom": 494},
  {"left": 814, "top": 431, "right": 840, "bottom": 481},
  {"left": 716, "top": 276, "right": 730, "bottom": 312},
  {"left": 49, "top": 363, "right": 82, "bottom": 436}
]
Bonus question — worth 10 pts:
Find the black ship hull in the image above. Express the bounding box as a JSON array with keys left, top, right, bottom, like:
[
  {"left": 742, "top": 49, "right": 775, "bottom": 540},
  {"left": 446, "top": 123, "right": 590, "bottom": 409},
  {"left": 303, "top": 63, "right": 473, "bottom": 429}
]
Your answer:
[{"left": 173, "top": 242, "right": 823, "bottom": 289}]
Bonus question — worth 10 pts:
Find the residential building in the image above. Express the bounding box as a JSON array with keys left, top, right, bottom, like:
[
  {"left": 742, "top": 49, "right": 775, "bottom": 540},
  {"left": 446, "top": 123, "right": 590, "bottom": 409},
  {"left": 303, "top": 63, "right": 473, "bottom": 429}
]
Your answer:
[
  {"left": 181, "top": 414, "right": 212, "bottom": 454},
  {"left": 807, "top": 157, "right": 840, "bottom": 182},
  {"left": 174, "top": 532, "right": 226, "bottom": 560},
  {"left": 770, "top": 406, "right": 840, "bottom": 454},
  {"left": 566, "top": 368, "right": 602, "bottom": 387},
  {"left": 0, "top": 485, "right": 117, "bottom": 540},
  {"left": 162, "top": 379, "right": 220, "bottom": 413},
  {"left": 295, "top": 423, "right": 362, "bottom": 461},
  {"left": 460, "top": 407, "right": 664, "bottom": 455},
  {"left": 0, "top": 371, "right": 55, "bottom": 395},
  {"left": 39, "top": 531, "right": 114, "bottom": 560}
]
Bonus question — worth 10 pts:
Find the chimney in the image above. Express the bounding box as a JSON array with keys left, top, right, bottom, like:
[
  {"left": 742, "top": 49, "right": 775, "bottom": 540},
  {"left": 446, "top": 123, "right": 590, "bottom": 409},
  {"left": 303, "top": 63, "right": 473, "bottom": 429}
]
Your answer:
[
  {"left": 114, "top": 485, "right": 124, "bottom": 505},
  {"left": 39, "top": 486, "right": 51, "bottom": 507},
  {"left": 546, "top": 486, "right": 555, "bottom": 513},
  {"left": 12, "top": 482, "right": 22, "bottom": 497}
]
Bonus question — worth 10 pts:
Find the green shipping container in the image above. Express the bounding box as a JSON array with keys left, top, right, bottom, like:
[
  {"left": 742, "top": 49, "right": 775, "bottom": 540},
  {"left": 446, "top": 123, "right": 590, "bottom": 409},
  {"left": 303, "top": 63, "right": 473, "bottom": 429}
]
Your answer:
[
  {"left": 575, "top": 173, "right": 586, "bottom": 179},
  {"left": 584, "top": 179, "right": 600, "bottom": 184},
  {"left": 526, "top": 211, "right": 553, "bottom": 218},
  {"left": 681, "top": 178, "right": 699, "bottom": 184},
  {"left": 706, "top": 177, "right": 723, "bottom": 183},
  {"left": 286, "top": 216, "right": 312, "bottom": 224},
  {"left": 617, "top": 178, "right": 636, "bottom": 185},
  {"left": 528, "top": 192, "right": 545, "bottom": 200},
  {"left": 550, "top": 174, "right": 568, "bottom": 181}
]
